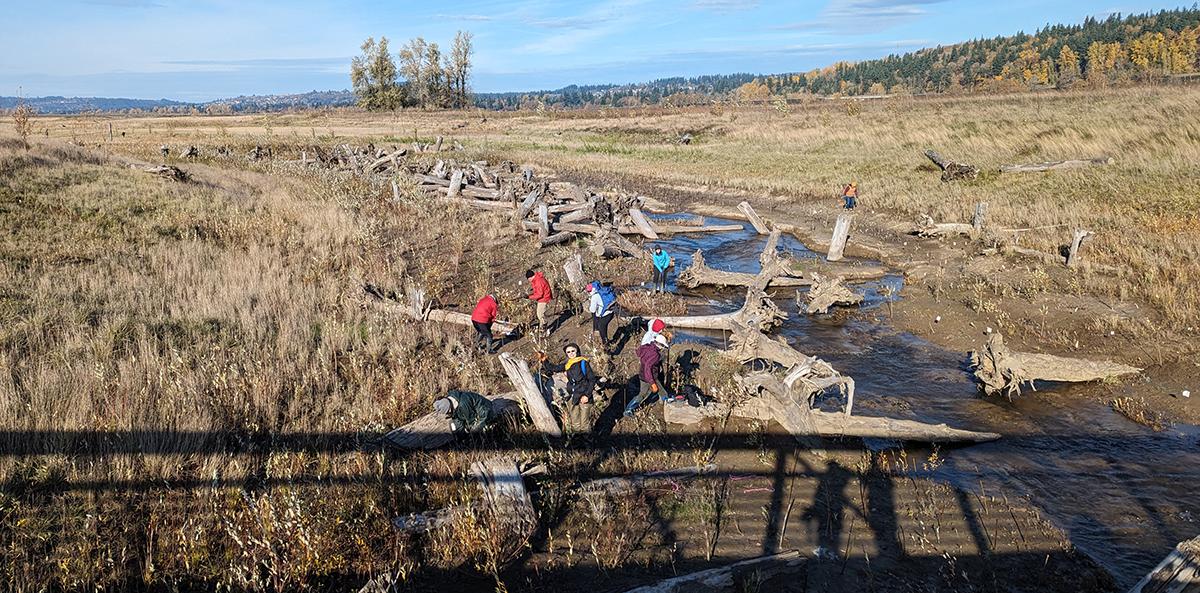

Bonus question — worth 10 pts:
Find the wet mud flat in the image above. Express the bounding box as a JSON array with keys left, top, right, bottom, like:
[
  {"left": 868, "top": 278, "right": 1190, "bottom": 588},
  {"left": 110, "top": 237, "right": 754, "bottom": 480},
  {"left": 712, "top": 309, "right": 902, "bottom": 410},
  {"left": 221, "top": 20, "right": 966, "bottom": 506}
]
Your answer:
[{"left": 632, "top": 218, "right": 1200, "bottom": 590}]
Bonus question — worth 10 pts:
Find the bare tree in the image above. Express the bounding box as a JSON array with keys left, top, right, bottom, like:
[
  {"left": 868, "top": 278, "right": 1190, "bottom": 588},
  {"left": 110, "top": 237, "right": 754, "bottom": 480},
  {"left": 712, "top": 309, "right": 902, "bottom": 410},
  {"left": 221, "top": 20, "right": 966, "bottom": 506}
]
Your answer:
[
  {"left": 350, "top": 36, "right": 403, "bottom": 111},
  {"left": 448, "top": 30, "right": 474, "bottom": 109},
  {"left": 12, "top": 94, "right": 35, "bottom": 150}
]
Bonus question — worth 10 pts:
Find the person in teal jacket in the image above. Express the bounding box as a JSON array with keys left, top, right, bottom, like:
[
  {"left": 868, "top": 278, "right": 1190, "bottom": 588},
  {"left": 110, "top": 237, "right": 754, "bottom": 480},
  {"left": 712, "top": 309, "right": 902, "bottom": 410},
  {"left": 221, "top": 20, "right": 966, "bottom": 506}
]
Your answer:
[{"left": 651, "top": 247, "right": 672, "bottom": 292}]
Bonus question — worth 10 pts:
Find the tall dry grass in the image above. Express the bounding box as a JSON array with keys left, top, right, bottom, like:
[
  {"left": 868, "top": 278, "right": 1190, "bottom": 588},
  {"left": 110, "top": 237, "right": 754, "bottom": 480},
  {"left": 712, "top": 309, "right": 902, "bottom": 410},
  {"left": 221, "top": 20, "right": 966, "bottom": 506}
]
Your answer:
[
  {"left": 47, "top": 87, "right": 1197, "bottom": 324},
  {"left": 0, "top": 136, "right": 547, "bottom": 590}
]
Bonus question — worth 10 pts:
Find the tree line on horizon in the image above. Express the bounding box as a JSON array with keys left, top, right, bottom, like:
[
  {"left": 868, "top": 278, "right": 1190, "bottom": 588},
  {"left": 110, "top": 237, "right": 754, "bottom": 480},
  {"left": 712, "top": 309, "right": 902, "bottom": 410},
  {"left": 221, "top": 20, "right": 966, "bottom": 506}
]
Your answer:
[{"left": 475, "top": 7, "right": 1200, "bottom": 110}]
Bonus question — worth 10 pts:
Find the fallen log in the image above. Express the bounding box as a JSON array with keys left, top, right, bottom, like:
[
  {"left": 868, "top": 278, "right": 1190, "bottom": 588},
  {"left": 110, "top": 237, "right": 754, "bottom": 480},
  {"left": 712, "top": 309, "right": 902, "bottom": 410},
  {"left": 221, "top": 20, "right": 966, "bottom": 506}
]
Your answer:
[
  {"left": 471, "top": 456, "right": 537, "bottom": 527},
  {"left": 925, "top": 149, "right": 980, "bottom": 181},
  {"left": 1127, "top": 535, "right": 1199, "bottom": 593},
  {"left": 134, "top": 164, "right": 189, "bottom": 181},
  {"left": 801, "top": 274, "right": 864, "bottom": 314},
  {"left": 651, "top": 222, "right": 744, "bottom": 234},
  {"left": 737, "top": 201, "right": 772, "bottom": 235},
  {"left": 363, "top": 283, "right": 518, "bottom": 335},
  {"left": 739, "top": 372, "right": 999, "bottom": 443},
  {"left": 628, "top": 208, "right": 659, "bottom": 240},
  {"left": 786, "top": 257, "right": 887, "bottom": 283},
  {"left": 999, "top": 157, "right": 1113, "bottom": 174},
  {"left": 915, "top": 214, "right": 973, "bottom": 238},
  {"left": 968, "top": 333, "right": 1141, "bottom": 398},
  {"left": 441, "top": 197, "right": 515, "bottom": 213},
  {"left": 381, "top": 392, "right": 522, "bottom": 450},
  {"left": 728, "top": 325, "right": 835, "bottom": 374},
  {"left": 540, "top": 231, "right": 574, "bottom": 248},
  {"left": 498, "top": 353, "right": 563, "bottom": 437},
  {"left": 677, "top": 250, "right": 809, "bottom": 290},
  {"left": 656, "top": 287, "right": 786, "bottom": 332},
  {"left": 622, "top": 550, "right": 804, "bottom": 593}
]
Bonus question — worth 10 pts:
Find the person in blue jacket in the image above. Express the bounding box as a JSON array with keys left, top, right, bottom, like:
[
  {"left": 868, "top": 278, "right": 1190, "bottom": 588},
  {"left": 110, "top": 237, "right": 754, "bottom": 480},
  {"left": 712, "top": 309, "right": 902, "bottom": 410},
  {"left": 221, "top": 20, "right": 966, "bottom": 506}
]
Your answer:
[
  {"left": 587, "top": 281, "right": 618, "bottom": 351},
  {"left": 651, "top": 247, "right": 672, "bottom": 292}
]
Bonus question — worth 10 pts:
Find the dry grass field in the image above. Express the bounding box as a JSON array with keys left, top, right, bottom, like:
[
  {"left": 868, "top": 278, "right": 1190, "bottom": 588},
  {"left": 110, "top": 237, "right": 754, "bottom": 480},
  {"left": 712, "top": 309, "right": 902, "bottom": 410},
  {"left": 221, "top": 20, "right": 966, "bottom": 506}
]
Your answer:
[{"left": 1, "top": 86, "right": 1195, "bottom": 591}]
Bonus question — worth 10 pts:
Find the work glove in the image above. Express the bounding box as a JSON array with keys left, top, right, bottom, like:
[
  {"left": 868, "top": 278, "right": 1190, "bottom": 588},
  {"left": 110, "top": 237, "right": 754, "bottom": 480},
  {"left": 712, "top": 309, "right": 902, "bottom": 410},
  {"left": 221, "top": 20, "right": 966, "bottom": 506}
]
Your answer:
[{"left": 650, "top": 383, "right": 659, "bottom": 394}]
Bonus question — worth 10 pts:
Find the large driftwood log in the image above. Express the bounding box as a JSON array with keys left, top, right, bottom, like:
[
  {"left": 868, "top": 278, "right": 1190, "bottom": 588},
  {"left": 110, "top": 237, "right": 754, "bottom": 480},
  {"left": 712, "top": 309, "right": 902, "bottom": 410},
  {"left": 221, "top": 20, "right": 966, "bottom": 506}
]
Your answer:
[
  {"left": 786, "top": 257, "right": 887, "bottom": 283},
  {"left": 969, "top": 333, "right": 1141, "bottom": 398},
  {"left": 628, "top": 208, "right": 659, "bottom": 240},
  {"left": 677, "top": 250, "right": 809, "bottom": 289},
  {"left": 655, "top": 222, "right": 744, "bottom": 234},
  {"left": 382, "top": 392, "right": 522, "bottom": 450},
  {"left": 739, "top": 372, "right": 999, "bottom": 443},
  {"left": 498, "top": 353, "right": 563, "bottom": 437},
  {"left": 471, "top": 456, "right": 537, "bottom": 526},
  {"left": 999, "top": 157, "right": 1113, "bottom": 174},
  {"left": 801, "top": 274, "right": 864, "bottom": 314},
  {"left": 915, "top": 214, "right": 974, "bottom": 238},
  {"left": 737, "top": 201, "right": 772, "bottom": 234},
  {"left": 364, "top": 284, "right": 518, "bottom": 335},
  {"left": 622, "top": 551, "right": 804, "bottom": 593},
  {"left": 656, "top": 288, "right": 787, "bottom": 332},
  {"left": 925, "top": 149, "right": 980, "bottom": 181},
  {"left": 1127, "top": 535, "right": 1200, "bottom": 593}
]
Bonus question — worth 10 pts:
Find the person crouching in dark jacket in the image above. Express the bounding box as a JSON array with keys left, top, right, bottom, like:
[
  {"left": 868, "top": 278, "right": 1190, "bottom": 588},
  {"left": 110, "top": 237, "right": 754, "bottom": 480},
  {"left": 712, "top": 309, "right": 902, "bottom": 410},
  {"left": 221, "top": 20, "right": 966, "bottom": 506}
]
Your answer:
[
  {"left": 433, "top": 389, "right": 496, "bottom": 435},
  {"left": 539, "top": 343, "right": 599, "bottom": 431}
]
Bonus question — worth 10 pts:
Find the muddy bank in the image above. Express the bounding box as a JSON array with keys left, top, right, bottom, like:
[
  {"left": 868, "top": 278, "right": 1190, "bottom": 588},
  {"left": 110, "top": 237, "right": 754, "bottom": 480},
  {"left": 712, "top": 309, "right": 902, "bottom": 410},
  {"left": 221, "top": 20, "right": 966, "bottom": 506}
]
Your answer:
[{"left": 520, "top": 165, "right": 1198, "bottom": 589}]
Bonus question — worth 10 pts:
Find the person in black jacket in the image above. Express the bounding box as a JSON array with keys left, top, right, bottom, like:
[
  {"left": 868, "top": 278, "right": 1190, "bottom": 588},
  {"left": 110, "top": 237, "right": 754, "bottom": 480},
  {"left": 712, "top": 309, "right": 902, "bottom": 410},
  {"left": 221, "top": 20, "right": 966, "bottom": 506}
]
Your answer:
[
  {"left": 433, "top": 389, "right": 496, "bottom": 435},
  {"left": 539, "top": 343, "right": 599, "bottom": 431}
]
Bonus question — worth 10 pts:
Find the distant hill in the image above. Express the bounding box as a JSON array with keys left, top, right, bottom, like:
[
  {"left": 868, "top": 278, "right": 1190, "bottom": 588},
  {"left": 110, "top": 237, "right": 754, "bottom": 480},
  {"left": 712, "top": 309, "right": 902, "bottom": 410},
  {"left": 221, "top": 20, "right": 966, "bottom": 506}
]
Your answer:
[
  {"left": 0, "top": 96, "right": 194, "bottom": 114},
  {"left": 205, "top": 90, "right": 355, "bottom": 113},
  {"left": 0, "top": 90, "right": 354, "bottom": 115}
]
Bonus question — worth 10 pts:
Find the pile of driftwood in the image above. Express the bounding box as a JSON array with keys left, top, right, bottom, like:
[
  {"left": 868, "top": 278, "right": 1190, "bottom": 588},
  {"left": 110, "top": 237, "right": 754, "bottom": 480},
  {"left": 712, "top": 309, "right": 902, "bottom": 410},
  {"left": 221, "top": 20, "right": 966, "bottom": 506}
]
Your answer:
[
  {"left": 968, "top": 333, "right": 1141, "bottom": 398},
  {"left": 677, "top": 226, "right": 879, "bottom": 316},
  {"left": 401, "top": 156, "right": 740, "bottom": 254},
  {"left": 665, "top": 326, "right": 999, "bottom": 444}
]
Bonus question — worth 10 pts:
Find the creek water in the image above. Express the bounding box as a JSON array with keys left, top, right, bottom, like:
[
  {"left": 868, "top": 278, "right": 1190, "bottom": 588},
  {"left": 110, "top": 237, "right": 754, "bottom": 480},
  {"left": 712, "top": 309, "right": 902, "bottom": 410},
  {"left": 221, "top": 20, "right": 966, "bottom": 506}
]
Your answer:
[{"left": 649, "top": 216, "right": 1200, "bottom": 588}]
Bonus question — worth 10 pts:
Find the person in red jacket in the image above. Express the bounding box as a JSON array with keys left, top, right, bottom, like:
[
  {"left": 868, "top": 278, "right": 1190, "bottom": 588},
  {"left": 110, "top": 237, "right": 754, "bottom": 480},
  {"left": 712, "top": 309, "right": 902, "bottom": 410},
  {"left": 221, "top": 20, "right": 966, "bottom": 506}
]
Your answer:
[
  {"left": 525, "top": 269, "right": 553, "bottom": 336},
  {"left": 471, "top": 293, "right": 499, "bottom": 353}
]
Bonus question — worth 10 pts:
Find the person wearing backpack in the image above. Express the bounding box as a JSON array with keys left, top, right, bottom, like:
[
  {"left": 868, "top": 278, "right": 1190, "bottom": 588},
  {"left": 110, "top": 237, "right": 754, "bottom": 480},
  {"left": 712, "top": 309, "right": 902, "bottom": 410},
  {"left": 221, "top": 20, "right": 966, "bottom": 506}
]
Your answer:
[
  {"left": 625, "top": 333, "right": 677, "bottom": 417},
  {"left": 538, "top": 343, "right": 599, "bottom": 431},
  {"left": 587, "top": 281, "right": 617, "bottom": 351}
]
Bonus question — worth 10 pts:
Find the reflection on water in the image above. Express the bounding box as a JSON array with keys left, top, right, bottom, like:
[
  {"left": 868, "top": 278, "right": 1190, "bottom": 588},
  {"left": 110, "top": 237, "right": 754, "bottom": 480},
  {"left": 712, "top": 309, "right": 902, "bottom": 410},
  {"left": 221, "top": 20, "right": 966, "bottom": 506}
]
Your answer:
[{"left": 650, "top": 215, "right": 1200, "bottom": 588}]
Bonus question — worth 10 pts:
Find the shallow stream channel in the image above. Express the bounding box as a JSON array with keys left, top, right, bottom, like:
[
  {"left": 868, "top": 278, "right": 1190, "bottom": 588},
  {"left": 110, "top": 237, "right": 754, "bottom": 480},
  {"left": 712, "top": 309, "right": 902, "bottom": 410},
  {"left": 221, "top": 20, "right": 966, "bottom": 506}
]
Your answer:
[{"left": 646, "top": 214, "right": 1200, "bottom": 588}]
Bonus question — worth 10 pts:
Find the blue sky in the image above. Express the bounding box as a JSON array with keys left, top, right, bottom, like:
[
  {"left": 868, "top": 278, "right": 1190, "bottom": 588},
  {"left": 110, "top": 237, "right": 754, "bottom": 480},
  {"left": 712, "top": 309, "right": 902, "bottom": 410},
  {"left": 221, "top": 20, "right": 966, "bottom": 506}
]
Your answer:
[{"left": 0, "top": 0, "right": 1188, "bottom": 101}]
